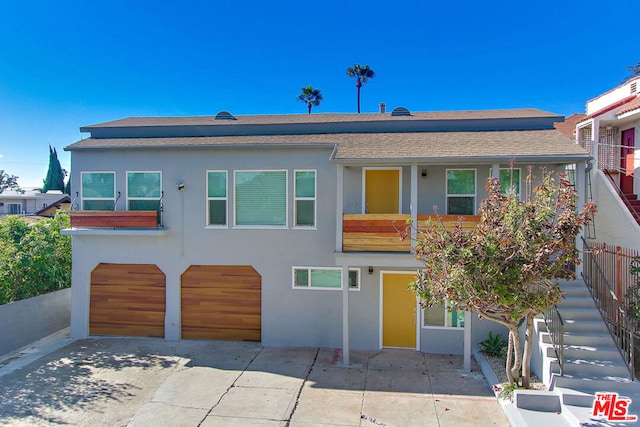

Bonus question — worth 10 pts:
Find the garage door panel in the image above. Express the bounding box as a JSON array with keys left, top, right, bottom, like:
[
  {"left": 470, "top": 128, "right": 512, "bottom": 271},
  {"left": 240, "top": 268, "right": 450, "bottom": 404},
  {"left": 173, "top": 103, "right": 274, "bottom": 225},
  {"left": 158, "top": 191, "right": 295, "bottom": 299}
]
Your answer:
[
  {"left": 181, "top": 265, "right": 261, "bottom": 341},
  {"left": 90, "top": 263, "right": 166, "bottom": 338}
]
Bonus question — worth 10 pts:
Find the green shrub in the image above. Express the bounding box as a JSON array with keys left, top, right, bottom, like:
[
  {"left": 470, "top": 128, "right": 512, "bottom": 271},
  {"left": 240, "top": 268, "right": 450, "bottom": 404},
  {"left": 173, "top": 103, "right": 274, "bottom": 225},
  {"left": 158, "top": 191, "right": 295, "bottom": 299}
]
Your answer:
[
  {"left": 479, "top": 331, "right": 507, "bottom": 357},
  {"left": 0, "top": 212, "right": 71, "bottom": 304}
]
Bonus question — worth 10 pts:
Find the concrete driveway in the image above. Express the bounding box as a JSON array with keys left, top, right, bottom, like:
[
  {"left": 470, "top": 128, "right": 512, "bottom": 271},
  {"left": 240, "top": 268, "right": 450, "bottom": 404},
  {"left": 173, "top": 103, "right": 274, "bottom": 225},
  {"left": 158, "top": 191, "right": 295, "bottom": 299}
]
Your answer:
[{"left": 0, "top": 337, "right": 509, "bottom": 426}]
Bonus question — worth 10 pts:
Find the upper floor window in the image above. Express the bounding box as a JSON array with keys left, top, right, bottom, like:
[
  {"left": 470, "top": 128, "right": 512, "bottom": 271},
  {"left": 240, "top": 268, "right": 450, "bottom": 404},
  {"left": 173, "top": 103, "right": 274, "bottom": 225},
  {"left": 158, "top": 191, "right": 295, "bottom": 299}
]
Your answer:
[
  {"left": 446, "top": 169, "right": 476, "bottom": 215},
  {"left": 498, "top": 168, "right": 520, "bottom": 198},
  {"left": 81, "top": 172, "right": 115, "bottom": 210},
  {"left": 294, "top": 170, "right": 316, "bottom": 228},
  {"left": 127, "top": 172, "right": 161, "bottom": 211},
  {"left": 490, "top": 168, "right": 521, "bottom": 198},
  {"left": 207, "top": 171, "right": 227, "bottom": 227},
  {"left": 234, "top": 170, "right": 287, "bottom": 227}
]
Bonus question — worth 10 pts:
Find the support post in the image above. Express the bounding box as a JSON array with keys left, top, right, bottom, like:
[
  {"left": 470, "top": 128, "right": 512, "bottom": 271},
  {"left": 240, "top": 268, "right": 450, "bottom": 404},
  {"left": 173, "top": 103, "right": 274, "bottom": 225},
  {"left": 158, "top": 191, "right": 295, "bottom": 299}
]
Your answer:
[
  {"left": 464, "top": 311, "right": 471, "bottom": 372},
  {"left": 342, "top": 264, "right": 350, "bottom": 366},
  {"left": 410, "top": 164, "right": 418, "bottom": 252},
  {"left": 336, "top": 165, "right": 344, "bottom": 253}
]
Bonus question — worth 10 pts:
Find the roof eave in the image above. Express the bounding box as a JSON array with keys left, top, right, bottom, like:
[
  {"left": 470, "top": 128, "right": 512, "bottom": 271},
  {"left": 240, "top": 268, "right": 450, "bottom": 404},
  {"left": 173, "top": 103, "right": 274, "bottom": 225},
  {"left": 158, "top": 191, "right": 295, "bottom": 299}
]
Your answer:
[{"left": 332, "top": 154, "right": 591, "bottom": 165}]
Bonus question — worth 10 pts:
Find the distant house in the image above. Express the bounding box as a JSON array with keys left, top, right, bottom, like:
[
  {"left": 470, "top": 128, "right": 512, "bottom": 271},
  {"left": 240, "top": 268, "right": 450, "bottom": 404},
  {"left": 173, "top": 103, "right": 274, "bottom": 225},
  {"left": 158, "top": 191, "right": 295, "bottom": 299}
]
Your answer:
[
  {"left": 62, "top": 107, "right": 588, "bottom": 360},
  {"left": 0, "top": 189, "right": 69, "bottom": 217}
]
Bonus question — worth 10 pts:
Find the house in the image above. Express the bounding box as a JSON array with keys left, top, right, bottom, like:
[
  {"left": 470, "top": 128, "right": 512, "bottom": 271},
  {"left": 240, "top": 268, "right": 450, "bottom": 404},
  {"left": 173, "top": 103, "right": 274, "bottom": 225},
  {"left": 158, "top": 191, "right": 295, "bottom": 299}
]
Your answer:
[
  {"left": 62, "top": 107, "right": 589, "bottom": 363},
  {"left": 0, "top": 189, "right": 69, "bottom": 217},
  {"left": 576, "top": 76, "right": 640, "bottom": 247}
]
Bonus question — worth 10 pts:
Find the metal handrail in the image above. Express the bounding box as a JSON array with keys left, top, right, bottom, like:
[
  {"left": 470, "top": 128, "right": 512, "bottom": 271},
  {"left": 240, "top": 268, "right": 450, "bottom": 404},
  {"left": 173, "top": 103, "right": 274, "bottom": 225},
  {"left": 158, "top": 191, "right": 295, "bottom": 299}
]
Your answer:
[
  {"left": 582, "top": 237, "right": 635, "bottom": 380},
  {"left": 543, "top": 305, "right": 564, "bottom": 376},
  {"left": 603, "top": 169, "right": 640, "bottom": 224}
]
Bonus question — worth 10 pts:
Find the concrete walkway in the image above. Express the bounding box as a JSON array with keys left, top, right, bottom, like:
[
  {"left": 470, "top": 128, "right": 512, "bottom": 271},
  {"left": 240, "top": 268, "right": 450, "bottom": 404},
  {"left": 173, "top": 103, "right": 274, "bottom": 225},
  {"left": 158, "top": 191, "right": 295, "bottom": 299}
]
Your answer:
[{"left": 0, "top": 337, "right": 508, "bottom": 426}]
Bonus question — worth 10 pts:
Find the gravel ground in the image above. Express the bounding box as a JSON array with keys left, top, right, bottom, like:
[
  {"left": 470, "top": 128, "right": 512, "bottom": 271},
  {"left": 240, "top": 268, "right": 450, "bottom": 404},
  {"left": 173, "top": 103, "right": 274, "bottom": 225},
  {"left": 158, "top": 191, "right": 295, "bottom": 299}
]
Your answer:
[{"left": 486, "top": 353, "right": 546, "bottom": 390}]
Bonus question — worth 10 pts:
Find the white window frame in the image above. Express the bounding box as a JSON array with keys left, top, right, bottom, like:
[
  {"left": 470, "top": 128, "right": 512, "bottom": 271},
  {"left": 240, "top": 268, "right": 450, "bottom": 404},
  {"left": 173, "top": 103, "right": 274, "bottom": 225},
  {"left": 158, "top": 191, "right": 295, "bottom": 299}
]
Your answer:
[
  {"left": 362, "top": 167, "right": 403, "bottom": 214},
  {"left": 293, "top": 169, "right": 317, "bottom": 229},
  {"left": 126, "top": 171, "right": 162, "bottom": 211},
  {"left": 81, "top": 171, "right": 116, "bottom": 211},
  {"left": 233, "top": 169, "right": 288, "bottom": 229},
  {"left": 206, "top": 170, "right": 228, "bottom": 228},
  {"left": 445, "top": 168, "right": 476, "bottom": 215},
  {"left": 421, "top": 300, "right": 465, "bottom": 330},
  {"left": 292, "top": 267, "right": 360, "bottom": 291}
]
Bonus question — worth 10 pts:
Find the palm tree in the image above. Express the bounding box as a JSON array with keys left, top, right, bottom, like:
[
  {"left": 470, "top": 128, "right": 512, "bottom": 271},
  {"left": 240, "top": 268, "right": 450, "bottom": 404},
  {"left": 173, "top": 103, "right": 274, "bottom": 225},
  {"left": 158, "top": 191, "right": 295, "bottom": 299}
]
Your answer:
[
  {"left": 346, "top": 64, "right": 375, "bottom": 113},
  {"left": 297, "top": 85, "right": 323, "bottom": 114}
]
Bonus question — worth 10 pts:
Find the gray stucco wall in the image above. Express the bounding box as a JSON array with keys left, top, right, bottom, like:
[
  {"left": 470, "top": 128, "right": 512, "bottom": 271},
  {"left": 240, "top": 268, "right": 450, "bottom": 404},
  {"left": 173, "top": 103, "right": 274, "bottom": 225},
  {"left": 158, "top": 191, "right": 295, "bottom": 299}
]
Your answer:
[
  {"left": 0, "top": 288, "right": 71, "bottom": 357},
  {"left": 67, "top": 145, "right": 569, "bottom": 353}
]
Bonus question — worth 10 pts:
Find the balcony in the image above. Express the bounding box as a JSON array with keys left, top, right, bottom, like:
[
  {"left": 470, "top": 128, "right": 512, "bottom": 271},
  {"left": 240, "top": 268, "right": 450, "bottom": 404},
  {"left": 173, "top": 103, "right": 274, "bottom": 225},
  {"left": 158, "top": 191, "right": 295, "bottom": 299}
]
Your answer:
[
  {"left": 342, "top": 214, "right": 480, "bottom": 252},
  {"left": 70, "top": 210, "right": 160, "bottom": 228}
]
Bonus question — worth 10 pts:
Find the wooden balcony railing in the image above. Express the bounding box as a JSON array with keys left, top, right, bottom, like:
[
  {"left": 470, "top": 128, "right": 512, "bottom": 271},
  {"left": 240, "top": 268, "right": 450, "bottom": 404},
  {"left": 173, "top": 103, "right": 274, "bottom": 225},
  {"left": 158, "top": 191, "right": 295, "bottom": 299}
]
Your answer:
[
  {"left": 70, "top": 211, "right": 159, "bottom": 228},
  {"left": 342, "top": 214, "right": 480, "bottom": 252}
]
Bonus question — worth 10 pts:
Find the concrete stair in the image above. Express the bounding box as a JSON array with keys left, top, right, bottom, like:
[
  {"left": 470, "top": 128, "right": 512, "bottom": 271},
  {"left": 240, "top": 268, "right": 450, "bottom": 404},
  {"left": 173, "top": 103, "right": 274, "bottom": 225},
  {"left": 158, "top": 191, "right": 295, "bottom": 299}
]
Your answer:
[{"left": 513, "top": 279, "right": 640, "bottom": 425}]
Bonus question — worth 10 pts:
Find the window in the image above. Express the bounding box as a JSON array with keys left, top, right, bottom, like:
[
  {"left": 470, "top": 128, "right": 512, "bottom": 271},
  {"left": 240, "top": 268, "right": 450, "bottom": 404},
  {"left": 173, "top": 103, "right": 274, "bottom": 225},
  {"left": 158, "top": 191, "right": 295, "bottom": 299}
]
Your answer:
[
  {"left": 234, "top": 170, "right": 287, "bottom": 227},
  {"left": 7, "top": 203, "right": 21, "bottom": 215},
  {"left": 292, "top": 267, "right": 360, "bottom": 290},
  {"left": 207, "top": 171, "right": 227, "bottom": 226},
  {"left": 294, "top": 170, "right": 316, "bottom": 227},
  {"left": 490, "top": 168, "right": 521, "bottom": 198},
  {"left": 423, "top": 301, "right": 464, "bottom": 328},
  {"left": 127, "top": 172, "right": 161, "bottom": 211},
  {"left": 81, "top": 172, "right": 115, "bottom": 210},
  {"left": 446, "top": 169, "right": 476, "bottom": 215}
]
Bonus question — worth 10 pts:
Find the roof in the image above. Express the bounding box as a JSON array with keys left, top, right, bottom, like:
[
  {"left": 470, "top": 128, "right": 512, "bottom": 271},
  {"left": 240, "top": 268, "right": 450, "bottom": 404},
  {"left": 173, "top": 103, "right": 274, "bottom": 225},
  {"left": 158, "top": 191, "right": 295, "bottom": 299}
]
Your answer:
[
  {"left": 617, "top": 96, "right": 640, "bottom": 116},
  {"left": 80, "top": 108, "right": 562, "bottom": 130},
  {"left": 554, "top": 114, "right": 586, "bottom": 139},
  {"left": 67, "top": 129, "right": 588, "bottom": 163}
]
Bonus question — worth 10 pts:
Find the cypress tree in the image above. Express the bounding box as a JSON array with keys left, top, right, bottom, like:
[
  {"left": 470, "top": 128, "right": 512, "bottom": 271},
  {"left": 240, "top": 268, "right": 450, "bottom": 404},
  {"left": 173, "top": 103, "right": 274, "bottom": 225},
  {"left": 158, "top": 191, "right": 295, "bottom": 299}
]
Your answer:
[{"left": 42, "top": 146, "right": 65, "bottom": 192}]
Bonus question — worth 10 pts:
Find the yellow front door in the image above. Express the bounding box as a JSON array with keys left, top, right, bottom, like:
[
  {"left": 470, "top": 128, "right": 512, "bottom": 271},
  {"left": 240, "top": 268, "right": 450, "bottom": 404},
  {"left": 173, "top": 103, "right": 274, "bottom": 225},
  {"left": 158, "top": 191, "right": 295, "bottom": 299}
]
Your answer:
[
  {"left": 365, "top": 169, "right": 400, "bottom": 214},
  {"left": 382, "top": 273, "right": 417, "bottom": 348}
]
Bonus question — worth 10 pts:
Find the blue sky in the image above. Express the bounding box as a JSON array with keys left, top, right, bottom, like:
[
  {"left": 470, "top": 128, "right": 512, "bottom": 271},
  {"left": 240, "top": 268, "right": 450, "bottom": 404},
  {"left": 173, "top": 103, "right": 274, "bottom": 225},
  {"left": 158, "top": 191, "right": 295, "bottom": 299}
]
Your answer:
[{"left": 1, "top": 0, "right": 638, "bottom": 188}]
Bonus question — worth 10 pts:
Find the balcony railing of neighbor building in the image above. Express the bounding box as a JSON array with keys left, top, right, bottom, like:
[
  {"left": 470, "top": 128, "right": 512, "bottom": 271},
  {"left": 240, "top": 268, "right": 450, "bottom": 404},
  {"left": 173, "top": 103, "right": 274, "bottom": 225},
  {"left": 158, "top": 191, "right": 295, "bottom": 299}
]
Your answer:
[{"left": 582, "top": 237, "right": 635, "bottom": 380}]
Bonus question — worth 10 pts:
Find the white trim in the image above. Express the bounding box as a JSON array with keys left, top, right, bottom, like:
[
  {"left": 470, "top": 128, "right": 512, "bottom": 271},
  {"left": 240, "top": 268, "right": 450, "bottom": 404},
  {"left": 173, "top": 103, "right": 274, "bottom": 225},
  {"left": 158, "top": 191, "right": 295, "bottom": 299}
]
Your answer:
[
  {"left": 291, "top": 266, "right": 360, "bottom": 291},
  {"left": 80, "top": 171, "right": 116, "bottom": 210},
  {"left": 379, "top": 270, "right": 419, "bottom": 351},
  {"left": 233, "top": 169, "right": 288, "bottom": 228},
  {"left": 445, "top": 168, "right": 477, "bottom": 215},
  {"left": 206, "top": 170, "right": 228, "bottom": 228},
  {"left": 293, "top": 169, "right": 317, "bottom": 229},
  {"left": 362, "top": 167, "right": 403, "bottom": 214},
  {"left": 125, "top": 171, "right": 162, "bottom": 210}
]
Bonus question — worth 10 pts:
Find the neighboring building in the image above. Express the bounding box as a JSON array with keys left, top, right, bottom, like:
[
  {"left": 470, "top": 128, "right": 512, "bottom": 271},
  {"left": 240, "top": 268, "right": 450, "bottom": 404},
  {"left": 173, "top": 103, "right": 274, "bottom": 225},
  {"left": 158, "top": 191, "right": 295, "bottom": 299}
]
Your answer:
[
  {"left": 63, "top": 107, "right": 589, "bottom": 360},
  {"left": 0, "top": 189, "right": 69, "bottom": 217},
  {"left": 576, "top": 76, "right": 640, "bottom": 247},
  {"left": 555, "top": 113, "right": 586, "bottom": 140}
]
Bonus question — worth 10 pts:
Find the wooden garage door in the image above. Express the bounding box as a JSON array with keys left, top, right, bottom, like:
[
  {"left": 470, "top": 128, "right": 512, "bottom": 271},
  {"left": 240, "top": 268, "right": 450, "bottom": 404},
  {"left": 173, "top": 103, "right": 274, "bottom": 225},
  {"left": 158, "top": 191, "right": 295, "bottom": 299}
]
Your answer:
[
  {"left": 181, "top": 265, "right": 261, "bottom": 341},
  {"left": 90, "top": 263, "right": 166, "bottom": 337}
]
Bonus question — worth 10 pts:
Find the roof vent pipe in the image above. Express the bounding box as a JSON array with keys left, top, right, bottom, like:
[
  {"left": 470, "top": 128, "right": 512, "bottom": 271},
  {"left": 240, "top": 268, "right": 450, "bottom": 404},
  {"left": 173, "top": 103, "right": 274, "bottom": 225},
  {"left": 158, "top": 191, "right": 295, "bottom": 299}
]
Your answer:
[{"left": 379, "top": 103, "right": 386, "bottom": 114}]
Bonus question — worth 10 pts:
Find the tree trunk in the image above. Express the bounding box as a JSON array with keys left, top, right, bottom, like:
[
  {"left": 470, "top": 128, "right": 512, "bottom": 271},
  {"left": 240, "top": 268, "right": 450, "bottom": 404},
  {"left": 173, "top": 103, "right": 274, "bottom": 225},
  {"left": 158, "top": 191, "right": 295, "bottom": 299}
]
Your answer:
[
  {"left": 307, "top": 101, "right": 312, "bottom": 114},
  {"left": 522, "top": 314, "right": 534, "bottom": 388},
  {"left": 508, "top": 327, "right": 522, "bottom": 384},
  {"left": 506, "top": 330, "right": 515, "bottom": 383},
  {"left": 356, "top": 79, "right": 362, "bottom": 113}
]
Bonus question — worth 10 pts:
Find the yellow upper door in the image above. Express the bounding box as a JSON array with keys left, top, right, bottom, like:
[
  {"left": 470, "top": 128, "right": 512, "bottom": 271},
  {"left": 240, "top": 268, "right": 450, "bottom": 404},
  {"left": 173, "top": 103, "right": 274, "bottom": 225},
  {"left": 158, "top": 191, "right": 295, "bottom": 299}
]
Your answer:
[
  {"left": 365, "top": 169, "right": 400, "bottom": 214},
  {"left": 382, "top": 273, "right": 417, "bottom": 348}
]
